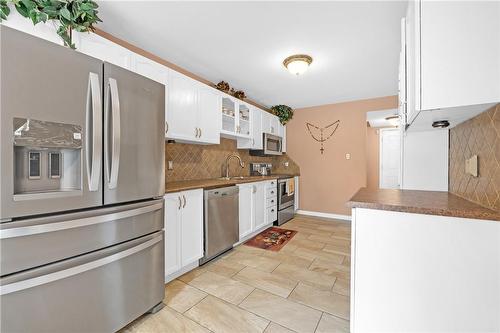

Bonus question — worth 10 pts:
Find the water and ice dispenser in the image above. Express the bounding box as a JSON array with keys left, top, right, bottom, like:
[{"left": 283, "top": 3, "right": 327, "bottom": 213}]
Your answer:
[{"left": 13, "top": 118, "right": 83, "bottom": 197}]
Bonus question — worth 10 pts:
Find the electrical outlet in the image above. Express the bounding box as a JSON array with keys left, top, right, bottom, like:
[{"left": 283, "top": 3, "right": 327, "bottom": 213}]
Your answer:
[
  {"left": 283, "top": 161, "right": 289, "bottom": 167},
  {"left": 345, "top": 153, "right": 351, "bottom": 160},
  {"left": 168, "top": 161, "right": 173, "bottom": 170}
]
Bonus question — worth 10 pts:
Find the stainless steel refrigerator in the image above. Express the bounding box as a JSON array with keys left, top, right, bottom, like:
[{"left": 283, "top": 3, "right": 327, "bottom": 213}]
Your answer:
[{"left": 0, "top": 26, "right": 166, "bottom": 332}]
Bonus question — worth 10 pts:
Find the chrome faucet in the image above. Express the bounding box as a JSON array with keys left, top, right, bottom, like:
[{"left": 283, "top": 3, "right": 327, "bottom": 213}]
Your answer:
[{"left": 224, "top": 153, "right": 245, "bottom": 179}]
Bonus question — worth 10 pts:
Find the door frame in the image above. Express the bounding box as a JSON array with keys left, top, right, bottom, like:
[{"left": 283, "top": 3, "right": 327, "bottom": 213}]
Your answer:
[{"left": 379, "top": 128, "right": 402, "bottom": 189}]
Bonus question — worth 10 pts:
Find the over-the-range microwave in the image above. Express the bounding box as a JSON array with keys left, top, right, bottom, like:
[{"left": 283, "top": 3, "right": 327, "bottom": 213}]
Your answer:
[{"left": 250, "top": 133, "right": 283, "bottom": 156}]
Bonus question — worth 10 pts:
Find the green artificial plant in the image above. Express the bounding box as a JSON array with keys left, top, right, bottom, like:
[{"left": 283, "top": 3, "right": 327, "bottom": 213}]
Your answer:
[
  {"left": 0, "top": 0, "right": 101, "bottom": 49},
  {"left": 271, "top": 105, "right": 294, "bottom": 125}
]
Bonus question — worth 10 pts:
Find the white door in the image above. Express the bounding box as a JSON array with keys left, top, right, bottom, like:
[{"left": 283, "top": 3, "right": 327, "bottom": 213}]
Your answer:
[
  {"left": 380, "top": 129, "right": 401, "bottom": 189},
  {"left": 167, "top": 70, "right": 198, "bottom": 141},
  {"left": 180, "top": 189, "right": 204, "bottom": 266},
  {"left": 238, "top": 184, "right": 253, "bottom": 240},
  {"left": 164, "top": 193, "right": 181, "bottom": 276},
  {"left": 253, "top": 182, "right": 267, "bottom": 230},
  {"left": 198, "top": 85, "right": 221, "bottom": 144}
]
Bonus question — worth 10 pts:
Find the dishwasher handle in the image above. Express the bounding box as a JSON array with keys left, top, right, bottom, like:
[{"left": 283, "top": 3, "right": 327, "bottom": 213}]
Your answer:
[{"left": 204, "top": 186, "right": 239, "bottom": 200}]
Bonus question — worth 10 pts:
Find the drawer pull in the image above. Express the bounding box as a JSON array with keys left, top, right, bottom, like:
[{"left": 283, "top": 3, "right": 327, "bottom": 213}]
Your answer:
[
  {"left": 0, "top": 202, "right": 163, "bottom": 239},
  {"left": 0, "top": 234, "right": 163, "bottom": 296}
]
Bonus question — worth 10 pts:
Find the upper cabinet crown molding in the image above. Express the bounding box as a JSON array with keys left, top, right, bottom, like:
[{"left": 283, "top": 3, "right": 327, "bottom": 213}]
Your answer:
[{"left": 402, "top": 0, "right": 500, "bottom": 130}]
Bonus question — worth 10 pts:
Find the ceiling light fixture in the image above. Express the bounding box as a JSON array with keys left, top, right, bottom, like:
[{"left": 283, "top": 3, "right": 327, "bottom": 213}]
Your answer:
[
  {"left": 283, "top": 54, "right": 313, "bottom": 75},
  {"left": 385, "top": 115, "right": 400, "bottom": 127}
]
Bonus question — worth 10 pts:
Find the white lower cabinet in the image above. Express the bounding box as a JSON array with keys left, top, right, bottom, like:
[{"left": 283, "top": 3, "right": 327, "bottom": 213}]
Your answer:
[
  {"left": 164, "top": 189, "right": 203, "bottom": 280},
  {"left": 237, "top": 180, "right": 276, "bottom": 242}
]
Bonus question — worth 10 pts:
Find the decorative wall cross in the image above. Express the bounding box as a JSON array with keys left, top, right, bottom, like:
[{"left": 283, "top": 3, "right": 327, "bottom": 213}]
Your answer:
[{"left": 306, "top": 120, "right": 340, "bottom": 154}]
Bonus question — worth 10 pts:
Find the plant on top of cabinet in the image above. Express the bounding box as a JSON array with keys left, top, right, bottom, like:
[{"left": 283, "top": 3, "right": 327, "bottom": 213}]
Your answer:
[
  {"left": 271, "top": 105, "right": 294, "bottom": 125},
  {"left": 1, "top": 0, "right": 101, "bottom": 49}
]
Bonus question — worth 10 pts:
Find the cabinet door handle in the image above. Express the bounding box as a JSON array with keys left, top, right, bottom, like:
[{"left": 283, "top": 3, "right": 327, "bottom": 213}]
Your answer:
[
  {"left": 252, "top": 138, "right": 255, "bottom": 146},
  {"left": 165, "top": 121, "right": 169, "bottom": 134},
  {"left": 182, "top": 195, "right": 186, "bottom": 208},
  {"left": 195, "top": 127, "right": 198, "bottom": 138},
  {"left": 199, "top": 128, "right": 202, "bottom": 138},
  {"left": 178, "top": 196, "right": 182, "bottom": 210}
]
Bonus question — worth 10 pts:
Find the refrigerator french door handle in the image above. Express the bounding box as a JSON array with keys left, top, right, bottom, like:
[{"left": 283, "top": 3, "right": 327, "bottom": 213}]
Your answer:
[
  {"left": 0, "top": 234, "right": 163, "bottom": 296},
  {"left": 105, "top": 78, "right": 121, "bottom": 190},
  {"left": 86, "top": 72, "right": 102, "bottom": 192},
  {"left": 0, "top": 201, "right": 163, "bottom": 239}
]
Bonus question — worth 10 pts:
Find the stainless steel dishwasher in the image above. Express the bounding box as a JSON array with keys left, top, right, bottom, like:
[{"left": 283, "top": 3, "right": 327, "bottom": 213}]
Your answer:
[{"left": 199, "top": 186, "right": 239, "bottom": 265}]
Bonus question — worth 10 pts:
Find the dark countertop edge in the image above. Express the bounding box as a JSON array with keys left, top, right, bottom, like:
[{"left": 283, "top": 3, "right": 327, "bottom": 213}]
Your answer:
[
  {"left": 347, "top": 201, "right": 499, "bottom": 222},
  {"left": 347, "top": 188, "right": 500, "bottom": 222},
  {"left": 165, "top": 174, "right": 299, "bottom": 194}
]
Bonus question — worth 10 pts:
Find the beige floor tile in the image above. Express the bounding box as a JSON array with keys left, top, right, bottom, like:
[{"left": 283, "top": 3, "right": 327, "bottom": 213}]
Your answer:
[
  {"left": 264, "top": 322, "right": 297, "bottom": 333},
  {"left": 309, "top": 258, "right": 350, "bottom": 280},
  {"left": 239, "top": 289, "right": 322, "bottom": 333},
  {"left": 233, "top": 266, "right": 299, "bottom": 298},
  {"left": 188, "top": 271, "right": 254, "bottom": 305},
  {"left": 332, "top": 278, "right": 350, "bottom": 296},
  {"left": 164, "top": 280, "right": 207, "bottom": 313},
  {"left": 185, "top": 295, "right": 269, "bottom": 333},
  {"left": 273, "top": 263, "right": 336, "bottom": 290},
  {"left": 293, "top": 247, "right": 344, "bottom": 264},
  {"left": 288, "top": 283, "right": 349, "bottom": 320},
  {"left": 120, "top": 307, "right": 210, "bottom": 333},
  {"left": 177, "top": 266, "right": 208, "bottom": 284},
  {"left": 223, "top": 251, "right": 281, "bottom": 272},
  {"left": 287, "top": 238, "right": 326, "bottom": 251},
  {"left": 316, "top": 313, "right": 350, "bottom": 333},
  {"left": 322, "top": 244, "right": 350, "bottom": 256},
  {"left": 260, "top": 250, "right": 314, "bottom": 268},
  {"left": 235, "top": 244, "right": 269, "bottom": 255},
  {"left": 308, "top": 234, "right": 350, "bottom": 247},
  {"left": 205, "top": 257, "right": 247, "bottom": 277}
]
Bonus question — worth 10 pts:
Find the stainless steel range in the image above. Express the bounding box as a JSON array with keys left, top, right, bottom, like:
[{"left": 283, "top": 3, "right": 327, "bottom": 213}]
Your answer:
[
  {"left": 1, "top": 27, "right": 165, "bottom": 333},
  {"left": 276, "top": 176, "right": 295, "bottom": 225}
]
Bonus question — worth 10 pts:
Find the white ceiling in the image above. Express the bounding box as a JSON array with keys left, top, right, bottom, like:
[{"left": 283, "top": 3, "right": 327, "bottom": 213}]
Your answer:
[{"left": 96, "top": 1, "right": 408, "bottom": 109}]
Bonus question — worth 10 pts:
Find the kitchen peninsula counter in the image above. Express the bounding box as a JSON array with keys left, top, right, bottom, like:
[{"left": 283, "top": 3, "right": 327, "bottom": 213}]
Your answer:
[
  {"left": 348, "top": 188, "right": 499, "bottom": 222},
  {"left": 348, "top": 187, "right": 500, "bottom": 332},
  {"left": 166, "top": 174, "right": 298, "bottom": 193}
]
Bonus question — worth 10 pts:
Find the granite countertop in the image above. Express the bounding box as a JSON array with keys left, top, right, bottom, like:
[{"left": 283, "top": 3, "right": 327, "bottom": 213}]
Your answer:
[
  {"left": 165, "top": 174, "right": 298, "bottom": 193},
  {"left": 348, "top": 188, "right": 500, "bottom": 222}
]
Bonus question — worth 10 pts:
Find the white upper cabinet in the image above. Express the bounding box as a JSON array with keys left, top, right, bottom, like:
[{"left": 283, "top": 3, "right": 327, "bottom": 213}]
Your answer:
[
  {"left": 132, "top": 54, "right": 169, "bottom": 84},
  {"left": 166, "top": 70, "right": 220, "bottom": 144},
  {"left": 197, "top": 84, "right": 221, "bottom": 144},
  {"left": 261, "top": 111, "right": 280, "bottom": 135},
  {"left": 419, "top": 1, "right": 499, "bottom": 110},
  {"left": 167, "top": 70, "right": 198, "bottom": 141},
  {"left": 1, "top": 7, "right": 62, "bottom": 45},
  {"left": 237, "top": 106, "right": 263, "bottom": 150},
  {"left": 404, "top": 0, "right": 500, "bottom": 128},
  {"left": 74, "top": 32, "right": 133, "bottom": 70},
  {"left": 220, "top": 94, "right": 251, "bottom": 139}
]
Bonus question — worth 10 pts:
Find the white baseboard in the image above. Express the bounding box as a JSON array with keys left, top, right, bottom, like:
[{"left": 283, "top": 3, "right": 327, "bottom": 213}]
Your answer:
[
  {"left": 296, "top": 210, "right": 352, "bottom": 221},
  {"left": 165, "top": 260, "right": 199, "bottom": 284}
]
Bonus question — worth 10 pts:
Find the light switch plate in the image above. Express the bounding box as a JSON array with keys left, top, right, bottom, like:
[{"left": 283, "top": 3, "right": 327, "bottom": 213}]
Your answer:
[
  {"left": 345, "top": 153, "right": 351, "bottom": 160},
  {"left": 168, "top": 161, "right": 173, "bottom": 170},
  {"left": 465, "top": 155, "right": 478, "bottom": 177}
]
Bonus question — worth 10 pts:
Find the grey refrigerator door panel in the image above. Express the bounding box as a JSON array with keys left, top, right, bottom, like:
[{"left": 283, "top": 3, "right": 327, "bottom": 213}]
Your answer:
[
  {"left": 0, "top": 26, "right": 103, "bottom": 220},
  {"left": 0, "top": 231, "right": 165, "bottom": 333},
  {"left": 103, "top": 62, "right": 165, "bottom": 205},
  {"left": 0, "top": 199, "right": 164, "bottom": 276}
]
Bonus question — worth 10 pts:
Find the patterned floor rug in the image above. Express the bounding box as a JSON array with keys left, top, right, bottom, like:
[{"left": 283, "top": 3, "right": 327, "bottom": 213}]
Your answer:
[{"left": 244, "top": 227, "right": 297, "bottom": 252}]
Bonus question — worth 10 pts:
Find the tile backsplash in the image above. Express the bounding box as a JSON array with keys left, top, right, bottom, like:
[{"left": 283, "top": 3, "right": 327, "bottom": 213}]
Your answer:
[
  {"left": 165, "top": 138, "right": 300, "bottom": 182},
  {"left": 449, "top": 104, "right": 500, "bottom": 212}
]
